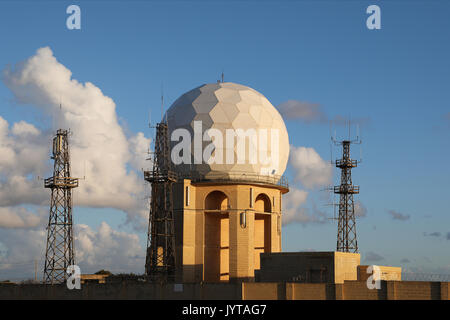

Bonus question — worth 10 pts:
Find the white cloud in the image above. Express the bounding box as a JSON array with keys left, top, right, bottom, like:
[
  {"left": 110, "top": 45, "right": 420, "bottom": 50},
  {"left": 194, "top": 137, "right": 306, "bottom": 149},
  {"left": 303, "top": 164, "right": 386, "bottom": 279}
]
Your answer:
[
  {"left": 355, "top": 201, "right": 367, "bottom": 218},
  {"left": 75, "top": 222, "right": 144, "bottom": 274},
  {"left": 1, "top": 47, "right": 151, "bottom": 229},
  {"left": 277, "top": 100, "right": 327, "bottom": 123},
  {"left": 387, "top": 209, "right": 410, "bottom": 221},
  {"left": 277, "top": 100, "right": 370, "bottom": 128},
  {"left": 283, "top": 188, "right": 308, "bottom": 224},
  {"left": 0, "top": 207, "right": 46, "bottom": 229},
  {"left": 11, "top": 121, "right": 40, "bottom": 136},
  {"left": 0, "top": 116, "right": 49, "bottom": 207},
  {"left": 128, "top": 132, "right": 151, "bottom": 171},
  {"left": 364, "top": 251, "right": 384, "bottom": 262},
  {"left": 0, "top": 222, "right": 144, "bottom": 280},
  {"left": 283, "top": 188, "right": 327, "bottom": 225},
  {"left": 289, "top": 145, "right": 332, "bottom": 189},
  {"left": 283, "top": 146, "right": 332, "bottom": 225},
  {"left": 0, "top": 228, "right": 46, "bottom": 281}
]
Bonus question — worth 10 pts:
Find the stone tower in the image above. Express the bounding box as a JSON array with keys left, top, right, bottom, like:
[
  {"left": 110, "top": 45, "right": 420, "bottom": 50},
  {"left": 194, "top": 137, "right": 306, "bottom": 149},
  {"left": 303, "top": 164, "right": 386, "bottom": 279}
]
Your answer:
[{"left": 165, "top": 82, "right": 290, "bottom": 282}]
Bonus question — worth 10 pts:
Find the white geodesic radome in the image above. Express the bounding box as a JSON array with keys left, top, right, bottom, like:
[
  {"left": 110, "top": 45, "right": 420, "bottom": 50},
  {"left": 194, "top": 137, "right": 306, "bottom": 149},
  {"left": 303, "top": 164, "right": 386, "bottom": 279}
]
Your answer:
[{"left": 166, "top": 82, "right": 289, "bottom": 182}]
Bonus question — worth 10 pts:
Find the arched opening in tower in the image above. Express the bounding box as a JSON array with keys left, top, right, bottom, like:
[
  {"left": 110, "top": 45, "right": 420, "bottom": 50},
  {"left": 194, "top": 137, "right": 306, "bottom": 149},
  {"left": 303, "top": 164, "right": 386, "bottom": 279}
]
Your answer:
[
  {"left": 254, "top": 193, "right": 272, "bottom": 213},
  {"left": 205, "top": 190, "right": 229, "bottom": 211},
  {"left": 204, "top": 191, "right": 229, "bottom": 282},
  {"left": 254, "top": 193, "right": 272, "bottom": 271}
]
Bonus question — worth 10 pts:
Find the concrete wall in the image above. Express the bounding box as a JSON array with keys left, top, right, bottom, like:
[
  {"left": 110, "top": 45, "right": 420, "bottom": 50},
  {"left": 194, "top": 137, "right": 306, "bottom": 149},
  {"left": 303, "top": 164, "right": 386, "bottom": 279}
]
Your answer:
[
  {"left": 258, "top": 252, "right": 359, "bottom": 284},
  {"left": 1, "top": 281, "right": 449, "bottom": 300},
  {"left": 245, "top": 281, "right": 449, "bottom": 300},
  {"left": 0, "top": 282, "right": 242, "bottom": 300},
  {"left": 241, "top": 283, "right": 285, "bottom": 300},
  {"left": 389, "top": 281, "right": 442, "bottom": 300},
  {"left": 286, "top": 283, "right": 335, "bottom": 300},
  {"left": 334, "top": 252, "right": 360, "bottom": 283},
  {"left": 357, "top": 265, "right": 402, "bottom": 281},
  {"left": 441, "top": 282, "right": 449, "bottom": 300},
  {"left": 258, "top": 252, "right": 335, "bottom": 283},
  {"left": 337, "top": 281, "right": 387, "bottom": 300}
]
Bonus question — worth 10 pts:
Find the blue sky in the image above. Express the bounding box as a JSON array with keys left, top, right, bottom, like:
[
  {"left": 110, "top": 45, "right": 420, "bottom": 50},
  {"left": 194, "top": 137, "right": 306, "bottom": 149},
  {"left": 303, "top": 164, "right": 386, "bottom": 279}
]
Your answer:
[{"left": 0, "top": 0, "right": 449, "bottom": 279}]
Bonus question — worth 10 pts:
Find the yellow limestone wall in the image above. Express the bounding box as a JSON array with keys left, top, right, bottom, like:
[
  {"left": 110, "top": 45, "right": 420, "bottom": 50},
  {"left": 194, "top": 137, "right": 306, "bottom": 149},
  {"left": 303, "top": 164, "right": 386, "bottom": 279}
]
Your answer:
[
  {"left": 1, "top": 281, "right": 449, "bottom": 300},
  {"left": 334, "top": 252, "right": 360, "bottom": 283},
  {"left": 243, "top": 281, "right": 450, "bottom": 300},
  {"left": 357, "top": 265, "right": 402, "bottom": 281},
  {"left": 285, "top": 283, "right": 335, "bottom": 300},
  {"left": 241, "top": 283, "right": 284, "bottom": 300},
  {"left": 173, "top": 179, "right": 286, "bottom": 282}
]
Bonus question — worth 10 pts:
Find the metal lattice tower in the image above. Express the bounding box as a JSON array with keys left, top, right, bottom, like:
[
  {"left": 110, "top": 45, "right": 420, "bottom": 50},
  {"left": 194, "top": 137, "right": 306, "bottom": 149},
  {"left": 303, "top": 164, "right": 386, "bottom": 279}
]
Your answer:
[
  {"left": 334, "top": 140, "right": 359, "bottom": 253},
  {"left": 144, "top": 121, "right": 177, "bottom": 281},
  {"left": 43, "top": 129, "right": 79, "bottom": 284}
]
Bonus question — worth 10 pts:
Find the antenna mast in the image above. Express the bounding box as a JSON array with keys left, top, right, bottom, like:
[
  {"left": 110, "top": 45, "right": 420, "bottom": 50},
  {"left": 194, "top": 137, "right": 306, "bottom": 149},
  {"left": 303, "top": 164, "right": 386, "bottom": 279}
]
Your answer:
[
  {"left": 144, "top": 115, "right": 177, "bottom": 281},
  {"left": 43, "top": 129, "right": 79, "bottom": 284},
  {"left": 331, "top": 126, "right": 361, "bottom": 253}
]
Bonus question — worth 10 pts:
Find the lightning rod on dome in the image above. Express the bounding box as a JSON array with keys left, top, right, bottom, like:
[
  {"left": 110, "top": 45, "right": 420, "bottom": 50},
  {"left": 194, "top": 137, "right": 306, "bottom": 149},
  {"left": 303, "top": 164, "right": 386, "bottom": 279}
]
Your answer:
[{"left": 218, "top": 70, "right": 224, "bottom": 83}]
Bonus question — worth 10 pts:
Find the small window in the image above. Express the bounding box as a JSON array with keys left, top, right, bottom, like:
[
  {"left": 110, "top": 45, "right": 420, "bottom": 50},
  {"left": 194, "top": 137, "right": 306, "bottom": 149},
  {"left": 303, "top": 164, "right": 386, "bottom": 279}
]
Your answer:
[{"left": 185, "top": 185, "right": 190, "bottom": 206}]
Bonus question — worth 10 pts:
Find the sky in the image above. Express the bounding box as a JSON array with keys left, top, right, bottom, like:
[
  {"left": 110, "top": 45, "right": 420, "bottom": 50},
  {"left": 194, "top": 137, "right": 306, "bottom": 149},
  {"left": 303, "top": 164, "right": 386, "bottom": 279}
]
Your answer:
[{"left": 0, "top": 0, "right": 449, "bottom": 281}]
